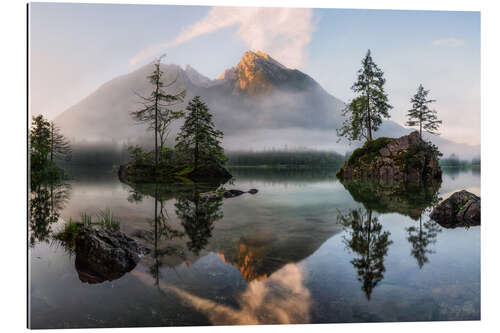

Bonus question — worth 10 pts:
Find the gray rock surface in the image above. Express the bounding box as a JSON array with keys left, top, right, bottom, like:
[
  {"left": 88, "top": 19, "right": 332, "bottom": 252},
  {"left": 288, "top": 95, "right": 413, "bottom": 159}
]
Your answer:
[
  {"left": 430, "top": 190, "right": 480, "bottom": 228},
  {"left": 75, "top": 227, "right": 150, "bottom": 284}
]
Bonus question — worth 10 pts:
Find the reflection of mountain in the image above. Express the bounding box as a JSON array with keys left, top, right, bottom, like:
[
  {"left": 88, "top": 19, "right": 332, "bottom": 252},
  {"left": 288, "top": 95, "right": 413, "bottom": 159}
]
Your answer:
[
  {"left": 125, "top": 181, "right": 342, "bottom": 282},
  {"left": 53, "top": 51, "right": 479, "bottom": 157},
  {"left": 338, "top": 208, "right": 392, "bottom": 299},
  {"left": 340, "top": 179, "right": 441, "bottom": 220}
]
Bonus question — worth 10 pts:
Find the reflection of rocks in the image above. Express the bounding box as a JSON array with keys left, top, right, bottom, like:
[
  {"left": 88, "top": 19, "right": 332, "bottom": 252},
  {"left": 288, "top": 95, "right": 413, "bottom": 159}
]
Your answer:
[
  {"left": 75, "top": 227, "right": 150, "bottom": 284},
  {"left": 337, "top": 131, "right": 442, "bottom": 184},
  {"left": 430, "top": 190, "right": 480, "bottom": 228},
  {"left": 340, "top": 179, "right": 441, "bottom": 220}
]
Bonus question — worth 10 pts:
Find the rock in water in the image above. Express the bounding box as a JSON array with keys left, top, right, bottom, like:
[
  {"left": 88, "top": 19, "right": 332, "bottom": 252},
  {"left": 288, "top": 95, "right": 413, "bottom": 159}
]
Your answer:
[
  {"left": 248, "top": 189, "right": 258, "bottom": 194},
  {"left": 223, "top": 189, "right": 246, "bottom": 198},
  {"left": 430, "top": 190, "right": 480, "bottom": 228},
  {"left": 75, "top": 227, "right": 150, "bottom": 284},
  {"left": 336, "top": 131, "right": 442, "bottom": 184}
]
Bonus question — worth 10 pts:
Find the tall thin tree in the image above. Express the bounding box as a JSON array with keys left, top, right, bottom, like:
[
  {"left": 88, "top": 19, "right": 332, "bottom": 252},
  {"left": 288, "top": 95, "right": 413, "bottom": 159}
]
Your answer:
[
  {"left": 130, "top": 55, "right": 185, "bottom": 167},
  {"left": 406, "top": 84, "right": 442, "bottom": 139},
  {"left": 337, "top": 50, "right": 392, "bottom": 142}
]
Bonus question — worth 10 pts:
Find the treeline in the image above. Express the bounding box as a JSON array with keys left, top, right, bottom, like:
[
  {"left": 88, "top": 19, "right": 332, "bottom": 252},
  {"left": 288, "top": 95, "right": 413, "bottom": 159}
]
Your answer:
[
  {"left": 439, "top": 154, "right": 481, "bottom": 167},
  {"left": 226, "top": 149, "right": 346, "bottom": 169},
  {"left": 59, "top": 141, "right": 129, "bottom": 170}
]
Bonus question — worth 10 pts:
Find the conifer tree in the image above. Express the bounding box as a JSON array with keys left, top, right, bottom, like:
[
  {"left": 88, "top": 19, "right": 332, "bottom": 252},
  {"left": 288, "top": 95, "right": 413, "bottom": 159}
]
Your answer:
[
  {"left": 130, "top": 55, "right": 185, "bottom": 167},
  {"left": 337, "top": 50, "right": 392, "bottom": 142},
  {"left": 175, "top": 96, "right": 226, "bottom": 171},
  {"left": 49, "top": 122, "right": 72, "bottom": 162},
  {"left": 406, "top": 84, "right": 442, "bottom": 139}
]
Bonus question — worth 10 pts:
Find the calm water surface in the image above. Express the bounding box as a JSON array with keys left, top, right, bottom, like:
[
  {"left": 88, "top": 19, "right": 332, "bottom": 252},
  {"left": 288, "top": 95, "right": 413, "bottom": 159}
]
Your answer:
[{"left": 29, "top": 167, "right": 480, "bottom": 328}]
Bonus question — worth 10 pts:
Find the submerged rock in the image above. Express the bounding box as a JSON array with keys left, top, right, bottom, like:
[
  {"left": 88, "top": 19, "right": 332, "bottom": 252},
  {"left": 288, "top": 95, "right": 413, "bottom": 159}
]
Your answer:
[
  {"left": 336, "top": 131, "right": 442, "bottom": 184},
  {"left": 430, "top": 190, "right": 480, "bottom": 228},
  {"left": 75, "top": 227, "right": 150, "bottom": 284}
]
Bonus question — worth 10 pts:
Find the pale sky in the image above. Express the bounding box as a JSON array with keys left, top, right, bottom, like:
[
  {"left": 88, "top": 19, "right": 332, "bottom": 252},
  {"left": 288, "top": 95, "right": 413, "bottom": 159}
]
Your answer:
[{"left": 30, "top": 3, "right": 480, "bottom": 145}]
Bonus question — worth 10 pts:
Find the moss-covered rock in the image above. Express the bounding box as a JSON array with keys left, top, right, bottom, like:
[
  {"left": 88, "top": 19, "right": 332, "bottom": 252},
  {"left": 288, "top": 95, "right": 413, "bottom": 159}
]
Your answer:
[{"left": 337, "top": 131, "right": 442, "bottom": 184}]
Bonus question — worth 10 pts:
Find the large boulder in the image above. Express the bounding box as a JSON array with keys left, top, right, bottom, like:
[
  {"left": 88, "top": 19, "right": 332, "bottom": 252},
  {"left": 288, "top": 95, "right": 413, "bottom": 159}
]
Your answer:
[
  {"left": 337, "top": 131, "right": 442, "bottom": 184},
  {"left": 430, "top": 190, "right": 480, "bottom": 228},
  {"left": 75, "top": 227, "right": 150, "bottom": 284}
]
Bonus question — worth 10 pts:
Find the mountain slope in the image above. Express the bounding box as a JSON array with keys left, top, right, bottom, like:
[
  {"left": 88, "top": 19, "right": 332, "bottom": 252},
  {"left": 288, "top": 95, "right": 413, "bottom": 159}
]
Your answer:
[{"left": 54, "top": 51, "right": 479, "bottom": 158}]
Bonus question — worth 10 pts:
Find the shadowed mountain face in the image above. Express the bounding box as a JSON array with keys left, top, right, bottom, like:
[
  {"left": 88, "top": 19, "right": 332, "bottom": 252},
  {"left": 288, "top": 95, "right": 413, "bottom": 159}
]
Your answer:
[{"left": 54, "top": 51, "right": 479, "bottom": 157}]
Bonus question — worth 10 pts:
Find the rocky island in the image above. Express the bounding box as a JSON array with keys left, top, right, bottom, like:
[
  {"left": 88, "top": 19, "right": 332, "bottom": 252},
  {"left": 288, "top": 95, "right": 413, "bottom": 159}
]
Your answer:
[{"left": 336, "top": 131, "right": 442, "bottom": 184}]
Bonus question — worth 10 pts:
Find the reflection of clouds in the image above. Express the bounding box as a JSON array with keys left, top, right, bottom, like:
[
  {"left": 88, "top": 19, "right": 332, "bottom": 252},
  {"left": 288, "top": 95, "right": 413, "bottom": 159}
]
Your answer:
[{"left": 132, "top": 263, "right": 310, "bottom": 325}]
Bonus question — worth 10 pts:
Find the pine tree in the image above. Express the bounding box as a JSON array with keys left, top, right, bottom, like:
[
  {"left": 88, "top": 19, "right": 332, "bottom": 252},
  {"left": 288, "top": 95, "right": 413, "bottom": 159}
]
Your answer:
[
  {"left": 130, "top": 55, "right": 185, "bottom": 167},
  {"left": 175, "top": 96, "right": 226, "bottom": 171},
  {"left": 49, "top": 122, "right": 72, "bottom": 162},
  {"left": 337, "top": 50, "right": 392, "bottom": 142},
  {"left": 406, "top": 84, "right": 442, "bottom": 139}
]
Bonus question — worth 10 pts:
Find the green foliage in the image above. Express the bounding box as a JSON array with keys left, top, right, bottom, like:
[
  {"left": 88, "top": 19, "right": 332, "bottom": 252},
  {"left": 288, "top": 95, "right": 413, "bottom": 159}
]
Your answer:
[
  {"left": 96, "top": 208, "right": 120, "bottom": 231},
  {"left": 30, "top": 115, "right": 68, "bottom": 186},
  {"left": 175, "top": 96, "right": 226, "bottom": 168},
  {"left": 406, "top": 84, "right": 442, "bottom": 138},
  {"left": 54, "top": 218, "right": 81, "bottom": 248},
  {"left": 54, "top": 209, "right": 121, "bottom": 248},
  {"left": 337, "top": 50, "right": 392, "bottom": 142},
  {"left": 346, "top": 137, "right": 392, "bottom": 167},
  {"left": 226, "top": 149, "right": 346, "bottom": 169}
]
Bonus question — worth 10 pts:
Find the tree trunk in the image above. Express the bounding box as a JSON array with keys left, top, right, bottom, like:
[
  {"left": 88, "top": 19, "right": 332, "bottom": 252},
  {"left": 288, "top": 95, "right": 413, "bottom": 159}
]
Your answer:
[{"left": 154, "top": 65, "right": 160, "bottom": 170}]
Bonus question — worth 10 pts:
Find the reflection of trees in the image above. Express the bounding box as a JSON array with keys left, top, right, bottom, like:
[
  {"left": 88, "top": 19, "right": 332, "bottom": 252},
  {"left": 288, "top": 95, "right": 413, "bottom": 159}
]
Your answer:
[
  {"left": 125, "top": 182, "right": 224, "bottom": 286},
  {"left": 29, "top": 181, "right": 71, "bottom": 247},
  {"left": 338, "top": 208, "right": 392, "bottom": 300},
  {"left": 340, "top": 179, "right": 441, "bottom": 220},
  {"left": 175, "top": 189, "right": 224, "bottom": 256},
  {"left": 406, "top": 216, "right": 441, "bottom": 268}
]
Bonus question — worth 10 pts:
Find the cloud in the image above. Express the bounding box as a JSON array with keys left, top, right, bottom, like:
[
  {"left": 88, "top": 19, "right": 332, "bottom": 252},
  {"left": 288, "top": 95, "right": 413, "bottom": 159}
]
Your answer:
[
  {"left": 130, "top": 7, "right": 315, "bottom": 69},
  {"left": 132, "top": 263, "right": 311, "bottom": 325},
  {"left": 432, "top": 38, "right": 465, "bottom": 47}
]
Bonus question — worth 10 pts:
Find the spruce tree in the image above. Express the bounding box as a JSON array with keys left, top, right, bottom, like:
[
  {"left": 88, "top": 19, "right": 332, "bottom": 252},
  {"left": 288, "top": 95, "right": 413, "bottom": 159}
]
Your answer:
[
  {"left": 337, "top": 49, "right": 392, "bottom": 142},
  {"left": 175, "top": 96, "right": 226, "bottom": 171},
  {"left": 130, "top": 55, "right": 185, "bottom": 167},
  {"left": 49, "top": 122, "right": 72, "bottom": 162},
  {"left": 406, "top": 84, "right": 442, "bottom": 139}
]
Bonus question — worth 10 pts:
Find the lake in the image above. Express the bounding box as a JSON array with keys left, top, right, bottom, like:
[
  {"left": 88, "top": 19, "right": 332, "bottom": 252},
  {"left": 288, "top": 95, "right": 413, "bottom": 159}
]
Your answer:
[{"left": 28, "top": 167, "right": 480, "bottom": 328}]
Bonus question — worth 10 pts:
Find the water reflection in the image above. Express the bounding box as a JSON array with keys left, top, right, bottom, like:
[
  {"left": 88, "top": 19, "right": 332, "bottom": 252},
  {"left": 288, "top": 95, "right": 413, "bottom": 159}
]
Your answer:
[
  {"left": 406, "top": 216, "right": 441, "bottom": 268},
  {"left": 175, "top": 190, "right": 224, "bottom": 256},
  {"left": 338, "top": 208, "right": 392, "bottom": 299},
  {"left": 29, "top": 180, "right": 71, "bottom": 247},
  {"left": 132, "top": 263, "right": 311, "bottom": 325},
  {"left": 339, "top": 179, "right": 443, "bottom": 270},
  {"left": 340, "top": 179, "right": 441, "bottom": 220}
]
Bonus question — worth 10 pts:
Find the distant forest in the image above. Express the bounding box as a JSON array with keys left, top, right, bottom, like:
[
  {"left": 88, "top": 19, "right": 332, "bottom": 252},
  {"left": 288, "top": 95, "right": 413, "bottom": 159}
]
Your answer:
[
  {"left": 61, "top": 141, "right": 478, "bottom": 171},
  {"left": 226, "top": 149, "right": 346, "bottom": 169},
  {"left": 61, "top": 142, "right": 347, "bottom": 170}
]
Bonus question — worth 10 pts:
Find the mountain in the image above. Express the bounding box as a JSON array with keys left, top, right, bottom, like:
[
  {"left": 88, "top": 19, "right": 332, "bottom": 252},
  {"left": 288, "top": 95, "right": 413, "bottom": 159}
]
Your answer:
[{"left": 54, "top": 50, "right": 479, "bottom": 158}]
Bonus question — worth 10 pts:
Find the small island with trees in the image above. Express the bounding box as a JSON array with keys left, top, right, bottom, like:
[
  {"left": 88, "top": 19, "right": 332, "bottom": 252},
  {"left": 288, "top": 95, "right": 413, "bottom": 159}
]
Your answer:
[
  {"left": 336, "top": 50, "right": 443, "bottom": 185},
  {"left": 118, "top": 57, "right": 232, "bottom": 185}
]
